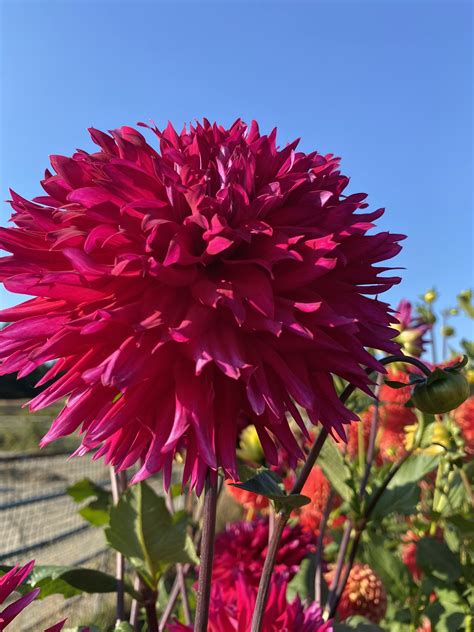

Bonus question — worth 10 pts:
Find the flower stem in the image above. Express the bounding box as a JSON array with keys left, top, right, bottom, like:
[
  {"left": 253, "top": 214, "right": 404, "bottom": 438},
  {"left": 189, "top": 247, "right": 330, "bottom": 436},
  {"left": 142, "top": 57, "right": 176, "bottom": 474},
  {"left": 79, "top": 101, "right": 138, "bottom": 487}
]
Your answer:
[
  {"left": 314, "top": 490, "right": 333, "bottom": 605},
  {"left": 109, "top": 467, "right": 127, "bottom": 624},
  {"left": 251, "top": 510, "right": 288, "bottom": 632},
  {"left": 194, "top": 472, "right": 218, "bottom": 632},
  {"left": 251, "top": 427, "right": 329, "bottom": 632}
]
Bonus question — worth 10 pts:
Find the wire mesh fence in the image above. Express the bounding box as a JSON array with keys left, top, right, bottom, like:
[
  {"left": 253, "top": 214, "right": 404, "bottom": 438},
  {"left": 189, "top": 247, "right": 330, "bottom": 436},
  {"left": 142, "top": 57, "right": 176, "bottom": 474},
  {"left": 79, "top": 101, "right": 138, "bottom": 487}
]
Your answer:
[{"left": 0, "top": 409, "right": 115, "bottom": 630}]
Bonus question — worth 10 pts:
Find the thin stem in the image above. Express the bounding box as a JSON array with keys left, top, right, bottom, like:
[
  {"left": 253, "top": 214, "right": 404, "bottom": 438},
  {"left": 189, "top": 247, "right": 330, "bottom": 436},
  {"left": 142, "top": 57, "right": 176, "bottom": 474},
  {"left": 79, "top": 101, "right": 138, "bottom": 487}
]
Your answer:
[
  {"left": 144, "top": 592, "right": 159, "bottom": 632},
  {"left": 458, "top": 466, "right": 474, "bottom": 507},
  {"left": 328, "top": 451, "right": 413, "bottom": 618},
  {"left": 314, "top": 490, "right": 334, "bottom": 605},
  {"left": 194, "top": 473, "right": 218, "bottom": 632},
  {"left": 129, "top": 575, "right": 141, "bottom": 629},
  {"left": 158, "top": 573, "right": 183, "bottom": 631},
  {"left": 359, "top": 375, "right": 382, "bottom": 499},
  {"left": 251, "top": 511, "right": 288, "bottom": 632},
  {"left": 325, "top": 519, "right": 353, "bottom": 615},
  {"left": 177, "top": 564, "right": 192, "bottom": 625},
  {"left": 110, "top": 467, "right": 127, "bottom": 623}
]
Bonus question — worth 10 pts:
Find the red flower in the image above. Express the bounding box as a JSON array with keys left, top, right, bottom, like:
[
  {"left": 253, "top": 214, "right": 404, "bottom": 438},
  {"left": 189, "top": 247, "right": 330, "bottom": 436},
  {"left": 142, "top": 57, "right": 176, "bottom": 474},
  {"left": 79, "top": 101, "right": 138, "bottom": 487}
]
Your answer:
[
  {"left": 0, "top": 561, "right": 66, "bottom": 631},
  {"left": 380, "top": 369, "right": 413, "bottom": 407},
  {"left": 212, "top": 517, "right": 315, "bottom": 589},
  {"left": 225, "top": 481, "right": 270, "bottom": 513},
  {"left": 299, "top": 465, "right": 333, "bottom": 534},
  {"left": 452, "top": 396, "right": 474, "bottom": 454},
  {"left": 168, "top": 573, "right": 333, "bottom": 631},
  {"left": 0, "top": 120, "right": 402, "bottom": 492},
  {"left": 326, "top": 563, "right": 387, "bottom": 623}
]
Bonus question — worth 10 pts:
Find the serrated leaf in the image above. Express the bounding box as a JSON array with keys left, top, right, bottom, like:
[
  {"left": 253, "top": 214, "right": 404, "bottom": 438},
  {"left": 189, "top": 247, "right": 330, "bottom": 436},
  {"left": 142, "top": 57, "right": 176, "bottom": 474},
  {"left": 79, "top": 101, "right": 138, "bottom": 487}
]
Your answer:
[
  {"left": 67, "top": 478, "right": 112, "bottom": 527},
  {"left": 105, "top": 481, "right": 198, "bottom": 582},
  {"left": 387, "top": 454, "right": 440, "bottom": 488},
  {"left": 67, "top": 478, "right": 110, "bottom": 503},
  {"left": 370, "top": 454, "right": 440, "bottom": 519},
  {"left": 317, "top": 439, "right": 353, "bottom": 502},
  {"left": 416, "top": 537, "right": 461, "bottom": 582},
  {"left": 231, "top": 470, "right": 310, "bottom": 510}
]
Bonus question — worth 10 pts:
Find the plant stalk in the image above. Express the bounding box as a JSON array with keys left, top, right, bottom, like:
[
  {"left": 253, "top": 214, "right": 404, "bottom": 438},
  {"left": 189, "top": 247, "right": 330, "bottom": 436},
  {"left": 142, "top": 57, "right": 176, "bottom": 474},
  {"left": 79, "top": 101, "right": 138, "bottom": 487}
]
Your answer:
[
  {"left": 194, "top": 473, "right": 218, "bottom": 632},
  {"left": 110, "top": 467, "right": 127, "bottom": 624},
  {"left": 314, "top": 489, "right": 334, "bottom": 605}
]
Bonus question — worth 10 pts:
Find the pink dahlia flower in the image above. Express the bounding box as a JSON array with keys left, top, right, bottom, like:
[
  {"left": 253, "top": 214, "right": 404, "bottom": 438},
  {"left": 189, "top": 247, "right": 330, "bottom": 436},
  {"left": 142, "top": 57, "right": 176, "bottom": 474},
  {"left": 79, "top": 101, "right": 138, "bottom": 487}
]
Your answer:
[
  {"left": 0, "top": 120, "right": 402, "bottom": 491},
  {"left": 212, "top": 517, "right": 315, "bottom": 589},
  {"left": 0, "top": 561, "right": 65, "bottom": 631},
  {"left": 168, "top": 574, "right": 333, "bottom": 632}
]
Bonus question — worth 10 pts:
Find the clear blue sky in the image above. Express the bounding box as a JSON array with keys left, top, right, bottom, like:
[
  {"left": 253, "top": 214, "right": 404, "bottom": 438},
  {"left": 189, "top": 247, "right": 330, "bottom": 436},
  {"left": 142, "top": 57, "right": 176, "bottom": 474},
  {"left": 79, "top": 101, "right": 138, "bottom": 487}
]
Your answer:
[{"left": 1, "top": 0, "right": 472, "bottom": 348}]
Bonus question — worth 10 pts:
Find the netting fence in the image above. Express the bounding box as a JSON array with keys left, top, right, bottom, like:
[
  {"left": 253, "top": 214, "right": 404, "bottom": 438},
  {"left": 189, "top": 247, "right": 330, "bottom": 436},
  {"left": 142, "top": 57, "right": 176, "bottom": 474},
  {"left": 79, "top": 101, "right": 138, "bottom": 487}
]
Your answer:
[{"left": 0, "top": 446, "right": 114, "bottom": 629}]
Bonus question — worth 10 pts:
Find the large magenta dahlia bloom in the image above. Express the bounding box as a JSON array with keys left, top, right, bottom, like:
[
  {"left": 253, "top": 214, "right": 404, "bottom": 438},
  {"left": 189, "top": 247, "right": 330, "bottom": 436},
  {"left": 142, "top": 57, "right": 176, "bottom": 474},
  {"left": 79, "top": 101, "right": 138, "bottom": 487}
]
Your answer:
[{"left": 0, "top": 119, "right": 402, "bottom": 491}]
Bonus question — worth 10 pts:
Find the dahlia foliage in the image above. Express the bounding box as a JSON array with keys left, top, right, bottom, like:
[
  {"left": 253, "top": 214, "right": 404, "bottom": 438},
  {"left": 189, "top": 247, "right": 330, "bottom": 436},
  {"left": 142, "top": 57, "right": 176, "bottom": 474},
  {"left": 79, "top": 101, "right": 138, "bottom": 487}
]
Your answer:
[{"left": 0, "top": 120, "right": 403, "bottom": 491}]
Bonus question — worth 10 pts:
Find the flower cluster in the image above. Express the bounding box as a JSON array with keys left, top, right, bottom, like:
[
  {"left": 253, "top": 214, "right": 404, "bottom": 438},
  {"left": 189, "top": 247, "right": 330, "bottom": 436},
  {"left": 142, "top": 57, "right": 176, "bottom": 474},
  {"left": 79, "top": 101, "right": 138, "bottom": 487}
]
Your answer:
[
  {"left": 212, "top": 517, "right": 315, "bottom": 588},
  {"left": 0, "top": 120, "right": 402, "bottom": 492},
  {"left": 169, "top": 574, "right": 332, "bottom": 632},
  {"left": 326, "top": 563, "right": 387, "bottom": 623}
]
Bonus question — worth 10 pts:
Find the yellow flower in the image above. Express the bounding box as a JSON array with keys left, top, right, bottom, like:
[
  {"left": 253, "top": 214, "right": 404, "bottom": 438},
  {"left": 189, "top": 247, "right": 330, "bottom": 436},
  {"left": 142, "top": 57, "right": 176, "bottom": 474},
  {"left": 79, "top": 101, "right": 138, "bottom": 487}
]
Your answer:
[
  {"left": 424, "top": 289, "right": 437, "bottom": 303},
  {"left": 237, "top": 425, "right": 264, "bottom": 464}
]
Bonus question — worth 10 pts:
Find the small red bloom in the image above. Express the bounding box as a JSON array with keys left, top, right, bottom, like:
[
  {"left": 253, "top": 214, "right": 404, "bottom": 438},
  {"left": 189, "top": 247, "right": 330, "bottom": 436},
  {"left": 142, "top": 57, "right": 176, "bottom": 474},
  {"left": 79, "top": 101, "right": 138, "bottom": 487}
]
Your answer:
[
  {"left": 327, "top": 563, "right": 387, "bottom": 623},
  {"left": 452, "top": 395, "right": 474, "bottom": 454},
  {"left": 212, "top": 517, "right": 315, "bottom": 589},
  {"left": 299, "top": 465, "right": 333, "bottom": 534},
  {"left": 0, "top": 120, "right": 403, "bottom": 491},
  {"left": 225, "top": 481, "right": 270, "bottom": 513}
]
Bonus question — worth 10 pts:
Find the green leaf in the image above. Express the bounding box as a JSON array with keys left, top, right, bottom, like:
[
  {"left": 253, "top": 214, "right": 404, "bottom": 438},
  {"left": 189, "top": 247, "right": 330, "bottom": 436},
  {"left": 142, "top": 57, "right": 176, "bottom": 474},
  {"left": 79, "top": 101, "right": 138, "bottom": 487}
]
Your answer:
[
  {"left": 317, "top": 439, "right": 353, "bottom": 502},
  {"left": 231, "top": 470, "right": 311, "bottom": 510},
  {"left": 363, "top": 538, "right": 413, "bottom": 600},
  {"left": 370, "top": 454, "right": 440, "bottom": 519},
  {"left": 0, "top": 565, "right": 125, "bottom": 600},
  {"left": 416, "top": 537, "right": 462, "bottom": 582},
  {"left": 67, "top": 478, "right": 112, "bottom": 527},
  {"left": 445, "top": 513, "right": 474, "bottom": 537},
  {"left": 333, "top": 616, "right": 385, "bottom": 630},
  {"left": 286, "top": 556, "right": 316, "bottom": 602},
  {"left": 114, "top": 624, "right": 135, "bottom": 632},
  {"left": 391, "top": 454, "right": 439, "bottom": 485},
  {"left": 105, "top": 481, "right": 198, "bottom": 583},
  {"left": 370, "top": 483, "right": 419, "bottom": 519},
  {"left": 67, "top": 478, "right": 109, "bottom": 503}
]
